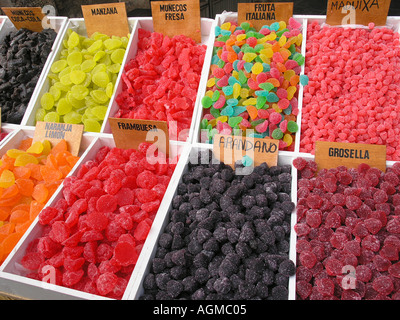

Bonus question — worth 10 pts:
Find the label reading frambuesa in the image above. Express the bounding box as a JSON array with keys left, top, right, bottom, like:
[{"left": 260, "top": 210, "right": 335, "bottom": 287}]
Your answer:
[
  {"left": 315, "top": 141, "right": 386, "bottom": 172},
  {"left": 33, "top": 121, "right": 84, "bottom": 156},
  {"left": 109, "top": 117, "right": 170, "bottom": 156},
  {"left": 81, "top": 2, "right": 130, "bottom": 38},
  {"left": 151, "top": 0, "right": 201, "bottom": 43},
  {"left": 237, "top": 2, "right": 294, "bottom": 30},
  {"left": 213, "top": 134, "right": 279, "bottom": 169},
  {"left": 326, "top": 0, "right": 391, "bottom": 26},
  {"left": 1, "top": 7, "right": 45, "bottom": 33}
]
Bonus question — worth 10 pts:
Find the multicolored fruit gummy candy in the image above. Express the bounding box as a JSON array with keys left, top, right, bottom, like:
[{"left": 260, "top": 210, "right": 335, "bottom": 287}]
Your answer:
[
  {"left": 35, "top": 30, "right": 129, "bottom": 132},
  {"left": 0, "top": 138, "right": 78, "bottom": 265},
  {"left": 114, "top": 29, "right": 207, "bottom": 141},
  {"left": 301, "top": 22, "right": 400, "bottom": 160},
  {"left": 200, "top": 18, "right": 306, "bottom": 150},
  {"left": 294, "top": 158, "right": 400, "bottom": 300},
  {"left": 20, "top": 143, "right": 177, "bottom": 299}
]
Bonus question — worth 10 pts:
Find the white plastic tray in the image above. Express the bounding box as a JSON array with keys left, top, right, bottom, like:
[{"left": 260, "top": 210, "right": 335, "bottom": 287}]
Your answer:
[
  {"left": 22, "top": 17, "right": 138, "bottom": 132},
  {"left": 0, "top": 16, "right": 68, "bottom": 126},
  {"left": 0, "top": 132, "right": 187, "bottom": 300},
  {"left": 191, "top": 14, "right": 308, "bottom": 155},
  {"left": 128, "top": 143, "right": 298, "bottom": 300}
]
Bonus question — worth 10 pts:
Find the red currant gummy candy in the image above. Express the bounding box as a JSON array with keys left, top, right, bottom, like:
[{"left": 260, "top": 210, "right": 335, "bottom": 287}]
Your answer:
[
  {"left": 299, "top": 250, "right": 317, "bottom": 269},
  {"left": 372, "top": 276, "right": 394, "bottom": 296}
]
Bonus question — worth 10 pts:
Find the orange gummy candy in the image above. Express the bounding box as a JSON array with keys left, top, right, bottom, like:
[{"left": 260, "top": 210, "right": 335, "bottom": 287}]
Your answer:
[
  {"left": 32, "top": 183, "right": 49, "bottom": 204},
  {"left": 0, "top": 139, "right": 79, "bottom": 265},
  {"left": 51, "top": 139, "right": 68, "bottom": 156},
  {"left": 18, "top": 138, "right": 33, "bottom": 152},
  {"left": 15, "top": 178, "right": 34, "bottom": 197}
]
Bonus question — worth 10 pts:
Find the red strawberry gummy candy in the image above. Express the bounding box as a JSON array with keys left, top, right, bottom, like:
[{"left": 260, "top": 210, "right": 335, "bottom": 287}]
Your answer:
[
  {"left": 96, "top": 272, "right": 118, "bottom": 296},
  {"left": 113, "top": 234, "right": 139, "bottom": 266}
]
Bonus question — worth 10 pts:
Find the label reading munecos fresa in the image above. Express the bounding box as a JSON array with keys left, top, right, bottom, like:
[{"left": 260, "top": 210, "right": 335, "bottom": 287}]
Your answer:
[{"left": 159, "top": 3, "right": 187, "bottom": 21}]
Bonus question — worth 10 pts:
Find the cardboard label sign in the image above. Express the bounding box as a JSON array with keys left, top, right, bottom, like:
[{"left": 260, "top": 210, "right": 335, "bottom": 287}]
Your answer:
[
  {"left": 109, "top": 118, "right": 169, "bottom": 156},
  {"left": 213, "top": 134, "right": 279, "bottom": 169},
  {"left": 238, "top": 2, "right": 294, "bottom": 30},
  {"left": 2, "top": 7, "right": 45, "bottom": 33},
  {"left": 81, "top": 2, "right": 130, "bottom": 38},
  {"left": 33, "top": 122, "right": 84, "bottom": 156},
  {"left": 315, "top": 141, "right": 386, "bottom": 172},
  {"left": 326, "top": 0, "right": 391, "bottom": 26},
  {"left": 151, "top": 0, "right": 201, "bottom": 43}
]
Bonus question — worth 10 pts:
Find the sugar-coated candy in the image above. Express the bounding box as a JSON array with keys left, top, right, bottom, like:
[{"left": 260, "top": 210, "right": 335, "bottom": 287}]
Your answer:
[
  {"left": 0, "top": 28, "right": 57, "bottom": 124},
  {"left": 115, "top": 29, "right": 207, "bottom": 141},
  {"left": 294, "top": 158, "right": 400, "bottom": 300},
  {"left": 35, "top": 29, "right": 129, "bottom": 132},
  {"left": 301, "top": 22, "right": 400, "bottom": 160},
  {"left": 140, "top": 150, "right": 295, "bottom": 300},
  {"left": 0, "top": 139, "right": 78, "bottom": 266},
  {"left": 20, "top": 143, "right": 176, "bottom": 299},
  {"left": 201, "top": 20, "right": 306, "bottom": 150}
]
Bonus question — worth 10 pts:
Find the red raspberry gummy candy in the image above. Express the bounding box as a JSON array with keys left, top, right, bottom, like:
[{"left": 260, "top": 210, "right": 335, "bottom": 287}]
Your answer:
[
  {"left": 96, "top": 272, "right": 119, "bottom": 296},
  {"left": 113, "top": 234, "right": 139, "bottom": 267}
]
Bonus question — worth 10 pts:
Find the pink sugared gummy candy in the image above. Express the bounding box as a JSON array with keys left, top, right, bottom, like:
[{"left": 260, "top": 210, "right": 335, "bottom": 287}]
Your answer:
[{"left": 301, "top": 22, "right": 400, "bottom": 161}]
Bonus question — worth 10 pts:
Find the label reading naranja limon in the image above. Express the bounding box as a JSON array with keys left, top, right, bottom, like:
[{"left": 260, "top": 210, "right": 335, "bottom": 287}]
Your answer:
[{"left": 33, "top": 121, "right": 84, "bottom": 156}]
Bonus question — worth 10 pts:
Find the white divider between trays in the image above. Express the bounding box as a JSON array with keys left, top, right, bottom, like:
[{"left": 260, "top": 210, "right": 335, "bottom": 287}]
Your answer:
[
  {"left": 0, "top": 16, "right": 70, "bottom": 127},
  {"left": 21, "top": 17, "right": 138, "bottom": 133},
  {"left": 102, "top": 17, "right": 217, "bottom": 145},
  {"left": 127, "top": 143, "right": 298, "bottom": 300},
  {"left": 0, "top": 134, "right": 188, "bottom": 300}
]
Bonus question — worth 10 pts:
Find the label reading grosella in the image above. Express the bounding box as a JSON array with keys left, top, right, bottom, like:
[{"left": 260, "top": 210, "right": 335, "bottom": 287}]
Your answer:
[
  {"left": 213, "top": 134, "right": 279, "bottom": 169},
  {"left": 151, "top": 0, "right": 201, "bottom": 43},
  {"left": 315, "top": 141, "right": 386, "bottom": 172}
]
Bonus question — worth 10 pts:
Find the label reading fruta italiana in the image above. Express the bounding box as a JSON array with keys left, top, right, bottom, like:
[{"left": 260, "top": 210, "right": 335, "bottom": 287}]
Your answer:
[
  {"left": 213, "top": 134, "right": 279, "bottom": 169},
  {"left": 315, "top": 141, "right": 386, "bottom": 172},
  {"left": 33, "top": 121, "right": 84, "bottom": 156},
  {"left": 108, "top": 117, "right": 169, "bottom": 156},
  {"left": 237, "top": 2, "right": 294, "bottom": 30},
  {"left": 326, "top": 0, "right": 391, "bottom": 26},
  {"left": 81, "top": 2, "right": 130, "bottom": 38},
  {"left": 151, "top": 0, "right": 201, "bottom": 43}
]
